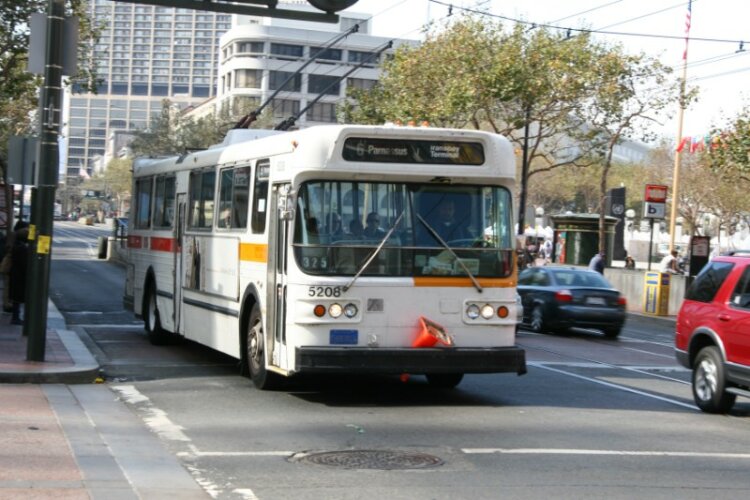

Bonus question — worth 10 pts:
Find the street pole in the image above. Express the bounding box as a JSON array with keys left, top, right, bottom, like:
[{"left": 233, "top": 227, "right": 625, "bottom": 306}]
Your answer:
[
  {"left": 668, "top": 1, "right": 692, "bottom": 253},
  {"left": 517, "top": 104, "right": 531, "bottom": 236},
  {"left": 25, "top": 0, "right": 64, "bottom": 361}
]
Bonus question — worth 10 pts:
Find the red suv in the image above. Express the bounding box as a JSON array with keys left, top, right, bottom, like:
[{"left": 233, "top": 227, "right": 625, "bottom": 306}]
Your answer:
[{"left": 675, "top": 253, "right": 750, "bottom": 413}]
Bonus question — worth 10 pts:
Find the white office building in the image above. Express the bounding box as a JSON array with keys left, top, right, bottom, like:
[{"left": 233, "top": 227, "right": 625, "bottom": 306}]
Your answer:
[{"left": 204, "top": 8, "right": 399, "bottom": 128}]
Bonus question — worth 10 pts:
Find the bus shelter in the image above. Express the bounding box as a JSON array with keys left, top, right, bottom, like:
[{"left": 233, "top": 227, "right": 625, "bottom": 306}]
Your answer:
[{"left": 551, "top": 213, "right": 619, "bottom": 267}]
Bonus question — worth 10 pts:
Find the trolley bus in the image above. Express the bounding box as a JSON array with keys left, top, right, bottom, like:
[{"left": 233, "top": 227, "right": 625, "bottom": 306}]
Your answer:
[{"left": 124, "top": 124, "right": 525, "bottom": 389}]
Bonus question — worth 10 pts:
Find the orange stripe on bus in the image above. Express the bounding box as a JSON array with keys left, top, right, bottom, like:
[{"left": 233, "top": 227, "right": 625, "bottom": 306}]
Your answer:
[
  {"left": 239, "top": 243, "right": 268, "bottom": 263},
  {"left": 151, "top": 236, "right": 177, "bottom": 253},
  {"left": 413, "top": 276, "right": 516, "bottom": 288}
]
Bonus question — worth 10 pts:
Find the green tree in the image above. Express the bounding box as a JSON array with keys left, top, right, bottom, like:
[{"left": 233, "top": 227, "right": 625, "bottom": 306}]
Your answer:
[
  {"left": 0, "top": 0, "right": 100, "bottom": 165},
  {"left": 342, "top": 16, "right": 643, "bottom": 236},
  {"left": 707, "top": 105, "right": 750, "bottom": 182},
  {"left": 128, "top": 99, "right": 273, "bottom": 156},
  {"left": 581, "top": 50, "right": 686, "bottom": 254},
  {"left": 103, "top": 157, "right": 132, "bottom": 215}
]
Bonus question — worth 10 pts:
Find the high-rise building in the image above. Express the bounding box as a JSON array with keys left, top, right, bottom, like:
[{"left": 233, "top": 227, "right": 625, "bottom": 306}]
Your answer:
[
  {"left": 61, "top": 1, "right": 403, "bottom": 213},
  {"left": 62, "top": 0, "right": 231, "bottom": 187}
]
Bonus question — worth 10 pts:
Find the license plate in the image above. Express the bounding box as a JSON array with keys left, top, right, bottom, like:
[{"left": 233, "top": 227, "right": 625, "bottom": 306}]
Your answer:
[
  {"left": 330, "top": 329, "right": 358, "bottom": 345},
  {"left": 586, "top": 297, "right": 606, "bottom": 306}
]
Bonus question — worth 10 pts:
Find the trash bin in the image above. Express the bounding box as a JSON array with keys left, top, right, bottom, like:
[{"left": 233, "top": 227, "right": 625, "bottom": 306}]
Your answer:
[
  {"left": 643, "top": 271, "right": 670, "bottom": 316},
  {"left": 97, "top": 236, "right": 108, "bottom": 259}
]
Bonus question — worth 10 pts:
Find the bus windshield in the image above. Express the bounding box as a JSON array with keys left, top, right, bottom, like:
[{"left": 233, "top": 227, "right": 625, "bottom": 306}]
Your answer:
[{"left": 293, "top": 181, "right": 514, "bottom": 278}]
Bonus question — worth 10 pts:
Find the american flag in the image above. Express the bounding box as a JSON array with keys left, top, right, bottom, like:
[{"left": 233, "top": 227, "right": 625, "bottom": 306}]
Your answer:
[{"left": 682, "top": 0, "right": 692, "bottom": 60}]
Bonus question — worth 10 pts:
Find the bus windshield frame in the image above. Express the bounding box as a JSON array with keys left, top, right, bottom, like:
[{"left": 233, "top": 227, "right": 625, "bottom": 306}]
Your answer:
[{"left": 292, "top": 180, "right": 514, "bottom": 278}]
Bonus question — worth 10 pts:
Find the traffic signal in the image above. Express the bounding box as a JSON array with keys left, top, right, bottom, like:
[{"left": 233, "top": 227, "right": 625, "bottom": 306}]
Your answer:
[{"left": 307, "top": 1, "right": 359, "bottom": 13}]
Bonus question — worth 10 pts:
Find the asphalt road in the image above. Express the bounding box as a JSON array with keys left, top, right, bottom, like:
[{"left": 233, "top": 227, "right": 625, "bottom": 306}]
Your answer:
[{"left": 50, "top": 221, "right": 750, "bottom": 500}]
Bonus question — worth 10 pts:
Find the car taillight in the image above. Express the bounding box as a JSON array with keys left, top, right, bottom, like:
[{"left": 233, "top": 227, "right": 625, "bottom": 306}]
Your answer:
[
  {"left": 554, "top": 290, "right": 573, "bottom": 302},
  {"left": 618, "top": 295, "right": 627, "bottom": 306}
]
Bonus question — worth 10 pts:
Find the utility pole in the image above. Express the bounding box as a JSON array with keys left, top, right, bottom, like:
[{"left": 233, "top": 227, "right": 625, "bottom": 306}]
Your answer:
[{"left": 24, "top": 0, "right": 64, "bottom": 361}]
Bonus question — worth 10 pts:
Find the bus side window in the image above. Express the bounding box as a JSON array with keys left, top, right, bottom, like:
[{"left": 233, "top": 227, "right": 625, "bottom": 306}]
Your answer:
[
  {"left": 188, "top": 169, "right": 216, "bottom": 229},
  {"left": 251, "top": 159, "right": 270, "bottom": 234},
  {"left": 135, "top": 177, "right": 153, "bottom": 230}
]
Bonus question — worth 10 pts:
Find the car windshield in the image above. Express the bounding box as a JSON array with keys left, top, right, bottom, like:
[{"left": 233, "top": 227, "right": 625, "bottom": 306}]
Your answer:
[
  {"left": 292, "top": 180, "right": 514, "bottom": 278},
  {"left": 550, "top": 269, "right": 612, "bottom": 288}
]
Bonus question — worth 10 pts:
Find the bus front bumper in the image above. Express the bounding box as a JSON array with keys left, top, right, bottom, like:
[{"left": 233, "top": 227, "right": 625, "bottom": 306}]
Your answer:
[{"left": 295, "top": 346, "right": 526, "bottom": 375}]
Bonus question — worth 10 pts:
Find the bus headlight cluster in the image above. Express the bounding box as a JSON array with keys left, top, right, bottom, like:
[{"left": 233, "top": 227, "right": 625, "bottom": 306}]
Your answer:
[
  {"left": 465, "top": 303, "right": 510, "bottom": 320},
  {"left": 313, "top": 302, "right": 359, "bottom": 319}
]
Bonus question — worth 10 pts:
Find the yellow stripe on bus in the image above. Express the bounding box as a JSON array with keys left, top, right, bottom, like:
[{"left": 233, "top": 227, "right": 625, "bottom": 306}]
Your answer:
[
  {"left": 413, "top": 276, "right": 516, "bottom": 287},
  {"left": 239, "top": 243, "right": 268, "bottom": 263}
]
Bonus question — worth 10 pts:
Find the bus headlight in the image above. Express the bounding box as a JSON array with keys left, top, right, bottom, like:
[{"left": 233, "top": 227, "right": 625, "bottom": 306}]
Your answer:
[
  {"left": 328, "top": 303, "right": 343, "bottom": 318},
  {"left": 344, "top": 303, "right": 358, "bottom": 318},
  {"left": 466, "top": 304, "right": 480, "bottom": 319},
  {"left": 480, "top": 304, "right": 495, "bottom": 319}
]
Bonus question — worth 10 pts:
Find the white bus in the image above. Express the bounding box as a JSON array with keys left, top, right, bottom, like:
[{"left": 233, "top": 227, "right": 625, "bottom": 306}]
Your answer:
[{"left": 124, "top": 124, "right": 525, "bottom": 389}]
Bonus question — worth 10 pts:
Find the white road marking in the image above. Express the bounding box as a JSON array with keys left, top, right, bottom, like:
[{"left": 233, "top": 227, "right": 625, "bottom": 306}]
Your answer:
[
  {"left": 529, "top": 362, "right": 697, "bottom": 410},
  {"left": 112, "top": 384, "right": 190, "bottom": 441},
  {"left": 178, "top": 449, "right": 293, "bottom": 457},
  {"left": 111, "top": 385, "right": 247, "bottom": 499},
  {"left": 621, "top": 345, "right": 674, "bottom": 358},
  {"left": 461, "top": 448, "right": 750, "bottom": 459}
]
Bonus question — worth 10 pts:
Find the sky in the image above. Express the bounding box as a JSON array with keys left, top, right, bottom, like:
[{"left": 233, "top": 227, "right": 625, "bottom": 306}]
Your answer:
[{"left": 343, "top": 0, "right": 750, "bottom": 141}]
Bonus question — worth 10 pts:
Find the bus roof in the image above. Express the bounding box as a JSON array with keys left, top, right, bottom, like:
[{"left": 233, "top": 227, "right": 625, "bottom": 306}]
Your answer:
[{"left": 133, "top": 125, "right": 516, "bottom": 184}]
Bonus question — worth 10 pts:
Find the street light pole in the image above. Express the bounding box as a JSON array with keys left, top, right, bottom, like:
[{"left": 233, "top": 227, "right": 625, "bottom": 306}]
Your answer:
[
  {"left": 24, "top": 0, "right": 64, "bottom": 361},
  {"left": 517, "top": 103, "right": 532, "bottom": 236}
]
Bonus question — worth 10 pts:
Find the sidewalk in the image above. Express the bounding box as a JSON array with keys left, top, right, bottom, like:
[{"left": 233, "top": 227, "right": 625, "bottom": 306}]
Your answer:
[
  {"left": 0, "top": 301, "right": 99, "bottom": 384},
  {"left": 0, "top": 301, "right": 208, "bottom": 499}
]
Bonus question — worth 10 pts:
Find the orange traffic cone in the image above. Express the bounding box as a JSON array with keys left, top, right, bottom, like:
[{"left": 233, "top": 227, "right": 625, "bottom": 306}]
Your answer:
[{"left": 412, "top": 316, "right": 453, "bottom": 347}]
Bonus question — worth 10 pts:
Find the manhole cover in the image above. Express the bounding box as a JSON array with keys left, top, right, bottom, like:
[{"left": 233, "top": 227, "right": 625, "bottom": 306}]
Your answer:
[{"left": 293, "top": 450, "right": 443, "bottom": 470}]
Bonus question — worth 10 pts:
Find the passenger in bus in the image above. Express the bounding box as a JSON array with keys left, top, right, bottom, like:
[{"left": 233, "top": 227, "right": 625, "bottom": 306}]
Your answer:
[
  {"left": 430, "top": 199, "right": 469, "bottom": 242},
  {"left": 363, "top": 212, "right": 386, "bottom": 239},
  {"left": 327, "top": 213, "right": 345, "bottom": 241},
  {"left": 306, "top": 217, "right": 321, "bottom": 243},
  {"left": 349, "top": 219, "right": 364, "bottom": 239},
  {"left": 220, "top": 208, "right": 232, "bottom": 228}
]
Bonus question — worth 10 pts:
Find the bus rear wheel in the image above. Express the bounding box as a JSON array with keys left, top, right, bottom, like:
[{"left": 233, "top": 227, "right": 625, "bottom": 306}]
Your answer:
[
  {"left": 145, "top": 284, "right": 171, "bottom": 345},
  {"left": 426, "top": 373, "right": 464, "bottom": 389},
  {"left": 246, "top": 303, "right": 279, "bottom": 390}
]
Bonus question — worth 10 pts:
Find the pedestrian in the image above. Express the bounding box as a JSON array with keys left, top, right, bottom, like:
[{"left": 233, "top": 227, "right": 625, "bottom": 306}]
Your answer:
[
  {"left": 624, "top": 254, "right": 636, "bottom": 270},
  {"left": 0, "top": 228, "right": 12, "bottom": 313},
  {"left": 588, "top": 251, "right": 605, "bottom": 274},
  {"left": 9, "top": 221, "right": 29, "bottom": 325},
  {"left": 659, "top": 249, "right": 679, "bottom": 274},
  {"left": 542, "top": 239, "right": 552, "bottom": 264}
]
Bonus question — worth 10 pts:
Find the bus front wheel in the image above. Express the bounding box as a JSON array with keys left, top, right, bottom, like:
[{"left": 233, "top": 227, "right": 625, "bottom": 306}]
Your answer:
[{"left": 246, "top": 303, "right": 279, "bottom": 390}]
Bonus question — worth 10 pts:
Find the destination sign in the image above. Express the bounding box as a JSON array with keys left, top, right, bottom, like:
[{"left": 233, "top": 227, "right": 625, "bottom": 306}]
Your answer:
[{"left": 342, "top": 137, "right": 485, "bottom": 165}]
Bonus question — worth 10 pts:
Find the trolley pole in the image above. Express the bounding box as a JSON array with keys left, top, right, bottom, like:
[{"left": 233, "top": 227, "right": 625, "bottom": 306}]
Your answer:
[{"left": 25, "top": 0, "right": 64, "bottom": 361}]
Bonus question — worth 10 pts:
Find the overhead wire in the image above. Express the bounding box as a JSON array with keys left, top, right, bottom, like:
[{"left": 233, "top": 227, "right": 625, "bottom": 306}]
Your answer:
[
  {"left": 546, "top": 0, "right": 623, "bottom": 25},
  {"left": 427, "top": 0, "right": 745, "bottom": 47}
]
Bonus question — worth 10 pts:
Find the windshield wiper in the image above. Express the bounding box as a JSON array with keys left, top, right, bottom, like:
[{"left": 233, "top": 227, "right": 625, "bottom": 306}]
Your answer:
[
  {"left": 416, "top": 214, "right": 483, "bottom": 293},
  {"left": 343, "top": 212, "right": 405, "bottom": 292}
]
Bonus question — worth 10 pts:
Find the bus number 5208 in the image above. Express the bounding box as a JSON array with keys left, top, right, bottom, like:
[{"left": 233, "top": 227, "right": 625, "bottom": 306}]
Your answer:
[{"left": 308, "top": 286, "right": 342, "bottom": 298}]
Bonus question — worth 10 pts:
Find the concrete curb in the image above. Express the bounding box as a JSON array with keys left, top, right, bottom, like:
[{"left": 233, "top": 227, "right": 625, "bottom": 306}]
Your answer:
[
  {"left": 0, "top": 300, "right": 101, "bottom": 384},
  {"left": 0, "top": 329, "right": 100, "bottom": 384}
]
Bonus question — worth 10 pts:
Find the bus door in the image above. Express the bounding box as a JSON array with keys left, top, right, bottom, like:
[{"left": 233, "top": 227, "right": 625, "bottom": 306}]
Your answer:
[
  {"left": 174, "top": 194, "right": 186, "bottom": 334},
  {"left": 267, "top": 183, "right": 292, "bottom": 368}
]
